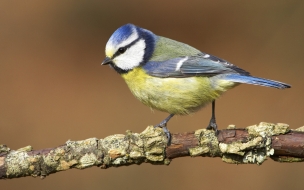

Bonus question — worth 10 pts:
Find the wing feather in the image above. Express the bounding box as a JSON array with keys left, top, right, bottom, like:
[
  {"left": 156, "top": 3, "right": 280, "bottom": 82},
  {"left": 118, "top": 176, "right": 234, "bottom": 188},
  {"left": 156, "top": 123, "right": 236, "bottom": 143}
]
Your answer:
[{"left": 142, "top": 53, "right": 250, "bottom": 78}]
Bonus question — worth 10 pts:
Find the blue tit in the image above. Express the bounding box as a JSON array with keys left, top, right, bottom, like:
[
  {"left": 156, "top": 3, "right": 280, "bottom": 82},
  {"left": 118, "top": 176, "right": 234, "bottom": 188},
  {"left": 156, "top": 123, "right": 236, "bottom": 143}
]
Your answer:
[{"left": 101, "top": 23, "right": 290, "bottom": 138}]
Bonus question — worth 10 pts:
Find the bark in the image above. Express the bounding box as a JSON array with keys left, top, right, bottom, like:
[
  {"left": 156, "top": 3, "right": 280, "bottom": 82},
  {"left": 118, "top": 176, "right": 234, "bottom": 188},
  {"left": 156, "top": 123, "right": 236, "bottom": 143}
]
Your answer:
[{"left": 1, "top": 122, "right": 304, "bottom": 180}]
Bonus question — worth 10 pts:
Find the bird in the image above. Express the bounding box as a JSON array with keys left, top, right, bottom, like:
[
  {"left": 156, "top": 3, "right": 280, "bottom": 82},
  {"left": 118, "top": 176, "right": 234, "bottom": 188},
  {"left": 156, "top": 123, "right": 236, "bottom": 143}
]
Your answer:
[{"left": 101, "top": 23, "right": 290, "bottom": 140}]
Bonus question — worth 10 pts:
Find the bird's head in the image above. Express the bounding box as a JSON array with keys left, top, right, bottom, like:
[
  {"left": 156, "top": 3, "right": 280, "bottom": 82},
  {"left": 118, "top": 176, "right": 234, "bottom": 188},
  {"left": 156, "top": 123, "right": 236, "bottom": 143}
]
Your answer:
[{"left": 102, "top": 24, "right": 156, "bottom": 73}]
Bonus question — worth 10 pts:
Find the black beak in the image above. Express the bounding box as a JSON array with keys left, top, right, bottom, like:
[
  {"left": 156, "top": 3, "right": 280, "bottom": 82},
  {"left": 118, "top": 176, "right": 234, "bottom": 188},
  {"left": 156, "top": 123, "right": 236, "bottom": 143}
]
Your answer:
[{"left": 101, "top": 57, "right": 112, "bottom": 65}]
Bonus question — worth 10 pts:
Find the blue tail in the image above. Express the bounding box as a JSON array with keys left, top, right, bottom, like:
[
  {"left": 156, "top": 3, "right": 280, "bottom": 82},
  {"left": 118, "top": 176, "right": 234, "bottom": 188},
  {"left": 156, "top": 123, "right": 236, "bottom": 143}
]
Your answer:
[{"left": 222, "top": 75, "right": 291, "bottom": 89}]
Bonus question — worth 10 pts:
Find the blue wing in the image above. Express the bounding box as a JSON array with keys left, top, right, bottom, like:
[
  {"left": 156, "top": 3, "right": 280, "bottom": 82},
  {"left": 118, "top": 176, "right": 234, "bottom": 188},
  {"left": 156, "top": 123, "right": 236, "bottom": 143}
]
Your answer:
[
  {"left": 219, "top": 75, "right": 290, "bottom": 89},
  {"left": 142, "top": 53, "right": 249, "bottom": 78},
  {"left": 142, "top": 53, "right": 291, "bottom": 89}
]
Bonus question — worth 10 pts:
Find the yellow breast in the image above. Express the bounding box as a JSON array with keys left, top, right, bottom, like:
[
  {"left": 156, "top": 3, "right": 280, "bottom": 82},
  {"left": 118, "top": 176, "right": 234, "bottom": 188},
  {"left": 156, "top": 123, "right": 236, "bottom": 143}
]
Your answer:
[{"left": 121, "top": 68, "right": 233, "bottom": 115}]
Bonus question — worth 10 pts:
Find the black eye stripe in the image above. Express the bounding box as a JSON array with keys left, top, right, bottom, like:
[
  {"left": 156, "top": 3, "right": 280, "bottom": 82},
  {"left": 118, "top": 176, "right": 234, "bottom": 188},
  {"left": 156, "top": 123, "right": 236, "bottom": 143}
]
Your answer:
[{"left": 112, "top": 37, "right": 141, "bottom": 59}]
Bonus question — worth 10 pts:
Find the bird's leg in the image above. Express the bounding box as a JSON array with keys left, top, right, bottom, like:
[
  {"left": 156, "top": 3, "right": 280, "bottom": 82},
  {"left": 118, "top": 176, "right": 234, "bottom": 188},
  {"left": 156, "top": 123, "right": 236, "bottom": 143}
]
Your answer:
[
  {"left": 206, "top": 100, "right": 218, "bottom": 134},
  {"left": 155, "top": 114, "right": 174, "bottom": 143}
]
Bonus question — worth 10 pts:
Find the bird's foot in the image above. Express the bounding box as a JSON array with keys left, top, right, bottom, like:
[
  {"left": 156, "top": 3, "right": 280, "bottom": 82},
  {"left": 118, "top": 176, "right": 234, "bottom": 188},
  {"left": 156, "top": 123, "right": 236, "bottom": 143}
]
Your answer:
[
  {"left": 154, "top": 123, "right": 171, "bottom": 145},
  {"left": 154, "top": 114, "right": 174, "bottom": 145},
  {"left": 206, "top": 118, "right": 218, "bottom": 135}
]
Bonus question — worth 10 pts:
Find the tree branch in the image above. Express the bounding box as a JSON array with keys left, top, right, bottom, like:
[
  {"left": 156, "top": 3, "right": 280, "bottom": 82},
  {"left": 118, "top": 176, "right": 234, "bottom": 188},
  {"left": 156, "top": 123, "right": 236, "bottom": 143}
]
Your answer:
[{"left": 1, "top": 122, "right": 304, "bottom": 179}]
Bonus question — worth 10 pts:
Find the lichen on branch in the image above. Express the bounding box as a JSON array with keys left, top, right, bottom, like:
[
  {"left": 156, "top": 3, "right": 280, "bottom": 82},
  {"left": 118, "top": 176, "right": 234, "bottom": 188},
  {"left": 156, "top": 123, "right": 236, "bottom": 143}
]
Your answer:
[{"left": 1, "top": 122, "right": 304, "bottom": 180}]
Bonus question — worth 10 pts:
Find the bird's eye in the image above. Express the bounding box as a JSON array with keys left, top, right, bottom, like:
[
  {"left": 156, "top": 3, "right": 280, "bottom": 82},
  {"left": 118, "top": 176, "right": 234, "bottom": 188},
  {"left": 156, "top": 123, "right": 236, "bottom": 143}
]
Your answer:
[{"left": 118, "top": 47, "right": 126, "bottom": 54}]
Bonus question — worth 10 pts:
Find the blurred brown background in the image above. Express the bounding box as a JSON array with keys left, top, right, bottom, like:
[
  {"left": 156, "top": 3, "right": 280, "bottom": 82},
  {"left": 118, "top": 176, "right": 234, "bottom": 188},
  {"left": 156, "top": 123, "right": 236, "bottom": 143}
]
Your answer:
[{"left": 1, "top": 0, "right": 303, "bottom": 189}]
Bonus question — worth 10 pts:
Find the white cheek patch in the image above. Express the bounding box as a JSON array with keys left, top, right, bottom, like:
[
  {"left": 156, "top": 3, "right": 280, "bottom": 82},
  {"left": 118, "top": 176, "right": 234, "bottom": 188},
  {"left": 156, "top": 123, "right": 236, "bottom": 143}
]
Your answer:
[
  {"left": 175, "top": 56, "right": 188, "bottom": 71},
  {"left": 114, "top": 39, "right": 146, "bottom": 70}
]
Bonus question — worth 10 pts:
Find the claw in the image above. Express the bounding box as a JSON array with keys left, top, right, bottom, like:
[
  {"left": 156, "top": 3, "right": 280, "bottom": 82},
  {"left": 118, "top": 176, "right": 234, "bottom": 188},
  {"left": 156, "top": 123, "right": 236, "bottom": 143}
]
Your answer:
[
  {"left": 154, "top": 124, "right": 171, "bottom": 144},
  {"left": 154, "top": 114, "right": 174, "bottom": 145},
  {"left": 206, "top": 117, "right": 218, "bottom": 135}
]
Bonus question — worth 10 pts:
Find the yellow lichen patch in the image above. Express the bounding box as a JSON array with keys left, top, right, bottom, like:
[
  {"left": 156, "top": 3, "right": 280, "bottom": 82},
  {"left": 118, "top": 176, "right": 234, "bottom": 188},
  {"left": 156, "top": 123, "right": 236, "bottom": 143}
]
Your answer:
[
  {"left": 108, "top": 149, "right": 125, "bottom": 159},
  {"left": 29, "top": 165, "right": 35, "bottom": 171},
  {"left": 273, "top": 123, "right": 290, "bottom": 134},
  {"left": 243, "top": 150, "right": 266, "bottom": 165},
  {"left": 57, "top": 160, "right": 78, "bottom": 171},
  {"left": 125, "top": 131, "right": 145, "bottom": 160},
  {"left": 28, "top": 157, "right": 39, "bottom": 163},
  {"left": 66, "top": 138, "right": 99, "bottom": 154},
  {"left": 129, "top": 151, "right": 144, "bottom": 159},
  {"left": 58, "top": 148, "right": 65, "bottom": 154},
  {"left": 140, "top": 126, "right": 167, "bottom": 162},
  {"left": 146, "top": 146, "right": 165, "bottom": 161},
  {"left": 6, "top": 151, "right": 30, "bottom": 177},
  {"left": 112, "top": 157, "right": 128, "bottom": 165},
  {"left": 102, "top": 135, "right": 128, "bottom": 151},
  {"left": 222, "top": 154, "right": 243, "bottom": 164},
  {"left": 220, "top": 122, "right": 288, "bottom": 165},
  {"left": 78, "top": 153, "right": 97, "bottom": 168},
  {"left": 146, "top": 154, "right": 164, "bottom": 162},
  {"left": 189, "top": 147, "right": 209, "bottom": 156},
  {"left": 16, "top": 145, "right": 33, "bottom": 152},
  {"left": 219, "top": 137, "right": 263, "bottom": 156},
  {"left": 227, "top": 124, "right": 236, "bottom": 129},
  {"left": 164, "top": 158, "right": 171, "bottom": 165},
  {"left": 103, "top": 156, "right": 111, "bottom": 165},
  {"left": 274, "top": 157, "right": 304, "bottom": 162},
  {"left": 247, "top": 122, "right": 289, "bottom": 137},
  {"left": 190, "top": 129, "right": 220, "bottom": 157},
  {"left": 199, "top": 129, "right": 219, "bottom": 156},
  {"left": 147, "top": 147, "right": 163, "bottom": 155},
  {"left": 44, "top": 148, "right": 65, "bottom": 168},
  {"left": 101, "top": 134, "right": 130, "bottom": 165},
  {"left": 0, "top": 144, "right": 10, "bottom": 153},
  {"left": 294, "top": 126, "right": 304, "bottom": 132}
]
